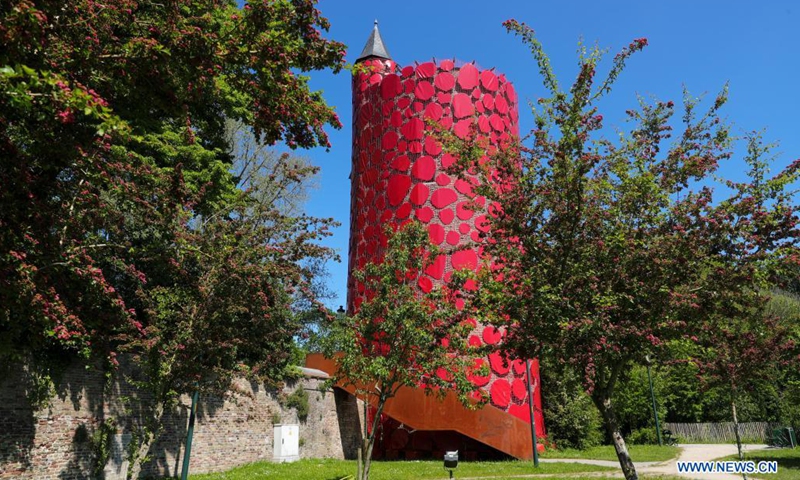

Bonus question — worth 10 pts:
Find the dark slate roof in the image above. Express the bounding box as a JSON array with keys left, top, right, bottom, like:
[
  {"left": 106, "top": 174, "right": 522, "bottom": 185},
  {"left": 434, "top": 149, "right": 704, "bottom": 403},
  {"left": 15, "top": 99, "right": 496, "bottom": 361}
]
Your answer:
[{"left": 356, "top": 20, "right": 391, "bottom": 62}]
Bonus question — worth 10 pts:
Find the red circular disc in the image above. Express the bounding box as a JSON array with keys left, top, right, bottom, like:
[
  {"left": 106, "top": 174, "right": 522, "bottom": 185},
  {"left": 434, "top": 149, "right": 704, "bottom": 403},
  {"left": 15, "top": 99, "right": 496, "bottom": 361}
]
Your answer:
[
  {"left": 424, "top": 136, "right": 442, "bottom": 156},
  {"left": 424, "top": 103, "right": 444, "bottom": 121},
  {"left": 454, "top": 179, "right": 473, "bottom": 196},
  {"left": 452, "top": 93, "right": 475, "bottom": 118},
  {"left": 446, "top": 230, "right": 460, "bottom": 245},
  {"left": 490, "top": 114, "right": 505, "bottom": 132},
  {"left": 451, "top": 248, "right": 478, "bottom": 270},
  {"left": 456, "top": 201, "right": 474, "bottom": 220},
  {"left": 512, "top": 378, "right": 528, "bottom": 402},
  {"left": 409, "top": 183, "right": 429, "bottom": 205},
  {"left": 415, "top": 80, "right": 434, "bottom": 101},
  {"left": 482, "top": 93, "right": 494, "bottom": 110},
  {"left": 480, "top": 70, "right": 498, "bottom": 91},
  {"left": 416, "top": 62, "right": 436, "bottom": 78},
  {"left": 381, "top": 75, "right": 402, "bottom": 99},
  {"left": 454, "top": 119, "right": 471, "bottom": 139},
  {"left": 457, "top": 63, "right": 479, "bottom": 90},
  {"left": 418, "top": 276, "right": 433, "bottom": 293},
  {"left": 415, "top": 206, "right": 434, "bottom": 223},
  {"left": 506, "top": 83, "right": 517, "bottom": 102},
  {"left": 439, "top": 208, "right": 454, "bottom": 225},
  {"left": 431, "top": 188, "right": 457, "bottom": 208},
  {"left": 475, "top": 214, "right": 490, "bottom": 232},
  {"left": 391, "top": 154, "right": 410, "bottom": 171},
  {"left": 412, "top": 156, "right": 436, "bottom": 181},
  {"left": 396, "top": 202, "right": 412, "bottom": 219},
  {"left": 490, "top": 379, "right": 511, "bottom": 409},
  {"left": 401, "top": 118, "right": 425, "bottom": 140},
  {"left": 468, "top": 358, "right": 490, "bottom": 387},
  {"left": 489, "top": 351, "right": 510, "bottom": 375},
  {"left": 435, "top": 72, "right": 455, "bottom": 91},
  {"left": 382, "top": 131, "right": 398, "bottom": 150},
  {"left": 478, "top": 115, "right": 491, "bottom": 133},
  {"left": 425, "top": 254, "right": 446, "bottom": 279},
  {"left": 512, "top": 359, "right": 527, "bottom": 376},
  {"left": 390, "top": 110, "right": 403, "bottom": 128},
  {"left": 482, "top": 325, "right": 502, "bottom": 345},
  {"left": 495, "top": 94, "right": 509, "bottom": 114},
  {"left": 408, "top": 141, "right": 423, "bottom": 154},
  {"left": 427, "top": 223, "right": 445, "bottom": 244},
  {"left": 387, "top": 174, "right": 411, "bottom": 206}
]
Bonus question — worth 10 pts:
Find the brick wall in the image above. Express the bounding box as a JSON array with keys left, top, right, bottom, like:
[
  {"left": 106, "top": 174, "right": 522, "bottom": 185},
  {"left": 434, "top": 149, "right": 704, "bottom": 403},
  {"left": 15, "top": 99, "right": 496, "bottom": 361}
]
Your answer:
[{"left": 0, "top": 362, "right": 361, "bottom": 479}]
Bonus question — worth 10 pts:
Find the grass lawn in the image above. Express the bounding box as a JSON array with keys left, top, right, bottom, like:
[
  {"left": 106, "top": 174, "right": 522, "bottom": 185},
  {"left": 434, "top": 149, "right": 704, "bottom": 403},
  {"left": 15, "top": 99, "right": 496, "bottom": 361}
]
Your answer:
[
  {"left": 721, "top": 447, "right": 800, "bottom": 480},
  {"left": 540, "top": 445, "right": 680, "bottom": 463},
  {"left": 187, "top": 458, "right": 615, "bottom": 480}
]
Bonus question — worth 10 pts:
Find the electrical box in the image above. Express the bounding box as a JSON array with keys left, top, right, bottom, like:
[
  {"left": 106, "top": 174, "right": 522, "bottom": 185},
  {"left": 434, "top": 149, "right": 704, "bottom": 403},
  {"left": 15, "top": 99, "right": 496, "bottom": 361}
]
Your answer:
[{"left": 273, "top": 424, "right": 300, "bottom": 462}]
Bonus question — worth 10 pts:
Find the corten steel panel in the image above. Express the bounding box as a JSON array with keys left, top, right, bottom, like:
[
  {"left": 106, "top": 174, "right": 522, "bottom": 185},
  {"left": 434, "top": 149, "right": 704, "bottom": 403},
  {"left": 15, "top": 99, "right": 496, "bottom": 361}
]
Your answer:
[
  {"left": 345, "top": 57, "right": 544, "bottom": 458},
  {"left": 306, "top": 353, "right": 542, "bottom": 459}
]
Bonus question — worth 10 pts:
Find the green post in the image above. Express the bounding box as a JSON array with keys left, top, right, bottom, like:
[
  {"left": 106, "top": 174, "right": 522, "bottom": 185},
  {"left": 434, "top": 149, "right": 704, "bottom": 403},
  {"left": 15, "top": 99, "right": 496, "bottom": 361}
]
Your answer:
[
  {"left": 525, "top": 359, "right": 539, "bottom": 467},
  {"left": 181, "top": 390, "right": 199, "bottom": 480},
  {"left": 646, "top": 356, "right": 663, "bottom": 446}
]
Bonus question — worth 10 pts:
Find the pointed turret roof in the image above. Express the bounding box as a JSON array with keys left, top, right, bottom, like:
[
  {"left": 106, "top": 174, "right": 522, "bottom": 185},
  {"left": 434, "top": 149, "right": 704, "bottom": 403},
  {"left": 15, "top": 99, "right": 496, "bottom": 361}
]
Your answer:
[{"left": 356, "top": 20, "right": 391, "bottom": 62}]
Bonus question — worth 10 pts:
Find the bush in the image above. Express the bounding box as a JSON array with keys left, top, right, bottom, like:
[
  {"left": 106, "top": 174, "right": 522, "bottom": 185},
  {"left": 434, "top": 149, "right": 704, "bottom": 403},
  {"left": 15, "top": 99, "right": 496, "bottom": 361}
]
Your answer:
[
  {"left": 628, "top": 426, "right": 660, "bottom": 445},
  {"left": 285, "top": 387, "right": 310, "bottom": 422},
  {"left": 541, "top": 366, "right": 603, "bottom": 450}
]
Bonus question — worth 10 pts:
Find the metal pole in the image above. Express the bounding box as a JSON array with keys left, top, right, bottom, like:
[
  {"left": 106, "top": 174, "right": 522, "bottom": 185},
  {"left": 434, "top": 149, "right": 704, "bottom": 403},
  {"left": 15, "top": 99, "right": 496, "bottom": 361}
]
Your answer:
[
  {"left": 525, "top": 359, "right": 539, "bottom": 467},
  {"left": 645, "top": 356, "right": 663, "bottom": 446},
  {"left": 180, "top": 390, "right": 199, "bottom": 480}
]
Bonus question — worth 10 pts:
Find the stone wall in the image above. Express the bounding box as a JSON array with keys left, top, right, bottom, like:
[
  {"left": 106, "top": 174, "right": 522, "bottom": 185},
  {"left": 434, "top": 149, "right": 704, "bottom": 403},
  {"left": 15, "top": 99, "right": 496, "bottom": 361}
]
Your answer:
[{"left": 0, "top": 362, "right": 361, "bottom": 479}]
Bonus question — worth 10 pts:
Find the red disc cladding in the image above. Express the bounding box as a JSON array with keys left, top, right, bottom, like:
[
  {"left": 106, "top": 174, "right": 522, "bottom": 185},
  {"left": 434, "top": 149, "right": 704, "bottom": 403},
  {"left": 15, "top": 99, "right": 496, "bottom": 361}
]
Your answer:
[{"left": 349, "top": 58, "right": 543, "bottom": 435}]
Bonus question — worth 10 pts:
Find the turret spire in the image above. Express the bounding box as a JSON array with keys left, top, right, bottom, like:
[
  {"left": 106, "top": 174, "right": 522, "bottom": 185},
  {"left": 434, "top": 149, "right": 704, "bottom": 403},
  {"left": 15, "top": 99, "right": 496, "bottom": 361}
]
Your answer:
[{"left": 356, "top": 20, "right": 391, "bottom": 62}]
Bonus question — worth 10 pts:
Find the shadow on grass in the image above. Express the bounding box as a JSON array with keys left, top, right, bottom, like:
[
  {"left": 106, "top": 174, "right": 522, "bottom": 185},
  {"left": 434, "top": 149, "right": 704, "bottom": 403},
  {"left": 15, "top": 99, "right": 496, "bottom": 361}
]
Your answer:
[{"left": 749, "top": 454, "right": 800, "bottom": 470}]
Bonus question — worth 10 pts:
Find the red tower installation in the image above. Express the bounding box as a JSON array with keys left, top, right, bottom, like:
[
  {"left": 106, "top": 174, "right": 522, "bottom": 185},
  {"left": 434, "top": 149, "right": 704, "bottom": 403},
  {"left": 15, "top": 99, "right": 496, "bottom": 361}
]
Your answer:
[{"left": 346, "top": 22, "right": 544, "bottom": 459}]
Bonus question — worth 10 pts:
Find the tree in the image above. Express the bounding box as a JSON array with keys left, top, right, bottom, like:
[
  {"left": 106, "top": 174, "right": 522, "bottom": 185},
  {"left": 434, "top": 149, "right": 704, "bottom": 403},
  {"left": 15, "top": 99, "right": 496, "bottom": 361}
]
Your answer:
[
  {"left": 323, "top": 221, "right": 485, "bottom": 480},
  {"left": 122, "top": 178, "right": 337, "bottom": 476},
  {"left": 1, "top": 0, "right": 345, "bottom": 475},
  {"left": 451, "top": 21, "right": 799, "bottom": 480},
  {"left": 1, "top": 0, "right": 343, "bottom": 386}
]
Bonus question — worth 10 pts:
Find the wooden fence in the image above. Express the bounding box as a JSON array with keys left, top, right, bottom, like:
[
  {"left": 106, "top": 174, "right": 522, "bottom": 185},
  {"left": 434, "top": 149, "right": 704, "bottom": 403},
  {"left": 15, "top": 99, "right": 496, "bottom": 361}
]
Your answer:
[{"left": 664, "top": 422, "right": 779, "bottom": 443}]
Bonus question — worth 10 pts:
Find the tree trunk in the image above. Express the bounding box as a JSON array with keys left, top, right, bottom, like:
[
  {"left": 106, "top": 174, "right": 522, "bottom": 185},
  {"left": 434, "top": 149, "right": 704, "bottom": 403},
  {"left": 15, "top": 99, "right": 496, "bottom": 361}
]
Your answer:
[
  {"left": 356, "top": 446, "right": 362, "bottom": 480},
  {"left": 127, "top": 400, "right": 166, "bottom": 479},
  {"left": 731, "top": 389, "right": 748, "bottom": 480},
  {"left": 595, "top": 395, "right": 638, "bottom": 480},
  {"left": 361, "top": 395, "right": 387, "bottom": 480}
]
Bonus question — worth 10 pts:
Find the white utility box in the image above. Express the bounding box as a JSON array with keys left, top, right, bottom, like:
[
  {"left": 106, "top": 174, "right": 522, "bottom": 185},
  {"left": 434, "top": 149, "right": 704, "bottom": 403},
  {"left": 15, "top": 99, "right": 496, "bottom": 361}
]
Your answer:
[{"left": 273, "top": 424, "right": 300, "bottom": 462}]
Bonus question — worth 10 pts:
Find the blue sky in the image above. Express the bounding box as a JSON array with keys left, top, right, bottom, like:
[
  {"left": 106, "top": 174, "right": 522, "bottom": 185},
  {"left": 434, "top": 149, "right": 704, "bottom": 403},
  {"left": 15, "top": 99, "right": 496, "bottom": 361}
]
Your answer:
[{"left": 295, "top": 0, "right": 800, "bottom": 309}]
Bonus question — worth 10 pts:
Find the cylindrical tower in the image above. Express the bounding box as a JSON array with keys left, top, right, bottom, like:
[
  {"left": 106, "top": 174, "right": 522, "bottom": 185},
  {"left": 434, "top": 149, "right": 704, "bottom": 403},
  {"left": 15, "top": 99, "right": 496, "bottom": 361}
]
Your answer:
[{"left": 348, "top": 22, "right": 544, "bottom": 457}]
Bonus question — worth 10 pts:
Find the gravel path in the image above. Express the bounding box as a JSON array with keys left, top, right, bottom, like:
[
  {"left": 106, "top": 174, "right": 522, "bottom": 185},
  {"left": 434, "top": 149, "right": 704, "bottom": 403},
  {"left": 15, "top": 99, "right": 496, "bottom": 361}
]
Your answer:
[{"left": 538, "top": 444, "right": 771, "bottom": 480}]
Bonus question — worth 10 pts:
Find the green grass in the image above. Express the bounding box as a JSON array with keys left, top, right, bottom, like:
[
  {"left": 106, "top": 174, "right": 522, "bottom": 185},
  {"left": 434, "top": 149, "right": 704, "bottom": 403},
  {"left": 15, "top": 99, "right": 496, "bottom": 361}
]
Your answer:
[
  {"left": 540, "top": 445, "right": 680, "bottom": 463},
  {"left": 721, "top": 447, "right": 800, "bottom": 480},
  {"left": 187, "top": 458, "right": 615, "bottom": 480}
]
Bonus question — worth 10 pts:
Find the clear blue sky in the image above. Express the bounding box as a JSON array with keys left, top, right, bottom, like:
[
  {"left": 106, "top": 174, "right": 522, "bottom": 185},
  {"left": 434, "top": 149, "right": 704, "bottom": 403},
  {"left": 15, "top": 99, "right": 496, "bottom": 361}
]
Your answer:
[{"left": 295, "top": 0, "right": 800, "bottom": 309}]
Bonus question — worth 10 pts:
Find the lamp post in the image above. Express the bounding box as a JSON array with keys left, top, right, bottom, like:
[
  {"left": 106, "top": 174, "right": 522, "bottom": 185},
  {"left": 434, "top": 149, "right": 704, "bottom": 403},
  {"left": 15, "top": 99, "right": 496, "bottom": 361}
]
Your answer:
[
  {"left": 180, "top": 389, "right": 199, "bottom": 480},
  {"left": 525, "top": 359, "right": 540, "bottom": 467},
  {"left": 645, "top": 355, "right": 663, "bottom": 446}
]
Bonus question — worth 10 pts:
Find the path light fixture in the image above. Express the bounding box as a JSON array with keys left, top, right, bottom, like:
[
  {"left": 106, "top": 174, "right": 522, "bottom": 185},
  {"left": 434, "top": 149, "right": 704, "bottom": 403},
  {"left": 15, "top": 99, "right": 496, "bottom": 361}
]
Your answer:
[{"left": 444, "top": 450, "right": 458, "bottom": 479}]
